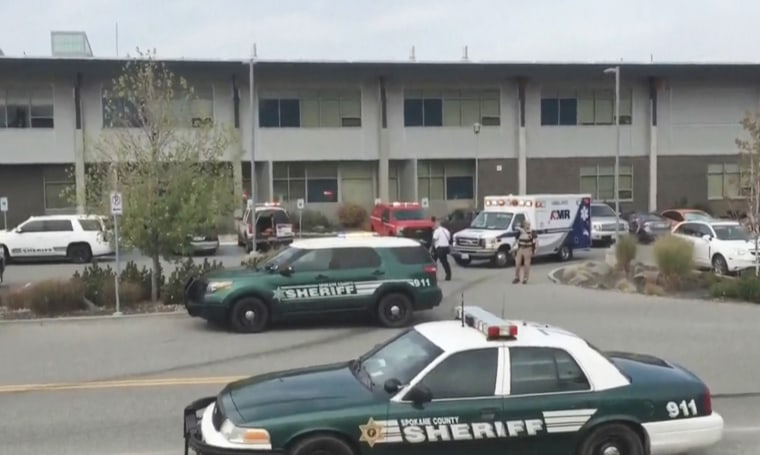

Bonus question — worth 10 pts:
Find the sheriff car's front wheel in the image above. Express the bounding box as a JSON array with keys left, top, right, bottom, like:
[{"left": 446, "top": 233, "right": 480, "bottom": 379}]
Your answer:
[
  {"left": 289, "top": 434, "right": 355, "bottom": 455},
  {"left": 229, "top": 297, "right": 270, "bottom": 333},
  {"left": 576, "top": 423, "right": 644, "bottom": 455}
]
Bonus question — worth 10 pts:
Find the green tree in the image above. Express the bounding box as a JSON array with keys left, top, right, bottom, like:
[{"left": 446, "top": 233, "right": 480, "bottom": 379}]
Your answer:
[
  {"left": 736, "top": 111, "right": 760, "bottom": 276},
  {"left": 84, "top": 48, "right": 240, "bottom": 301}
]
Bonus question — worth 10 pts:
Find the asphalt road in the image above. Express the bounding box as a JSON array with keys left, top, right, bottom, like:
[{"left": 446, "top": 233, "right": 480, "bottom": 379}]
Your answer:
[{"left": 1, "top": 246, "right": 758, "bottom": 455}]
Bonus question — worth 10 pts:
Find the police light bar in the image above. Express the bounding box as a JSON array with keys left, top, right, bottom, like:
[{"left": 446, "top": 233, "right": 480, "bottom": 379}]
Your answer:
[
  {"left": 336, "top": 231, "right": 378, "bottom": 238},
  {"left": 455, "top": 305, "right": 518, "bottom": 340},
  {"left": 257, "top": 202, "right": 281, "bottom": 207},
  {"left": 391, "top": 201, "right": 420, "bottom": 207}
]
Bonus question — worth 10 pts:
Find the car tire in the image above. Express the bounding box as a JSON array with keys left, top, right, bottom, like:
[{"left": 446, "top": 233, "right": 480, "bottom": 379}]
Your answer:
[
  {"left": 453, "top": 255, "right": 471, "bottom": 266},
  {"left": 576, "top": 423, "right": 644, "bottom": 455},
  {"left": 1, "top": 244, "right": 9, "bottom": 264},
  {"left": 491, "top": 248, "right": 510, "bottom": 268},
  {"left": 289, "top": 434, "right": 355, "bottom": 455},
  {"left": 556, "top": 244, "right": 573, "bottom": 262},
  {"left": 67, "top": 243, "right": 92, "bottom": 264},
  {"left": 376, "top": 292, "right": 413, "bottom": 328},
  {"left": 228, "top": 297, "right": 270, "bottom": 333},
  {"left": 712, "top": 254, "right": 729, "bottom": 275}
]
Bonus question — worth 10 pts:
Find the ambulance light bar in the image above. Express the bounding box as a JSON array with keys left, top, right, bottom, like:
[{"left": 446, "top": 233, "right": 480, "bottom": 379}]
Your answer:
[
  {"left": 455, "top": 305, "right": 518, "bottom": 340},
  {"left": 484, "top": 198, "right": 544, "bottom": 208},
  {"left": 391, "top": 201, "right": 420, "bottom": 207}
]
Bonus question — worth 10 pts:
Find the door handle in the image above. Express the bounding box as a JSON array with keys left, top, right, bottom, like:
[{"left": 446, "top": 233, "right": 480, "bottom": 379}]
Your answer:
[
  {"left": 315, "top": 274, "right": 329, "bottom": 280},
  {"left": 372, "top": 270, "right": 385, "bottom": 276},
  {"left": 479, "top": 407, "right": 499, "bottom": 420}
]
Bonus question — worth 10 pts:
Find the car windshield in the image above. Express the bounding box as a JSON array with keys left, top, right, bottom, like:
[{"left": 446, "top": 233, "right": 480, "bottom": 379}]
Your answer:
[
  {"left": 393, "top": 209, "right": 425, "bottom": 221},
  {"left": 591, "top": 204, "right": 616, "bottom": 217},
  {"left": 684, "top": 212, "right": 711, "bottom": 221},
  {"left": 470, "top": 211, "right": 513, "bottom": 230},
  {"left": 260, "top": 246, "right": 302, "bottom": 269},
  {"left": 713, "top": 224, "right": 752, "bottom": 241},
  {"left": 351, "top": 329, "right": 443, "bottom": 389}
]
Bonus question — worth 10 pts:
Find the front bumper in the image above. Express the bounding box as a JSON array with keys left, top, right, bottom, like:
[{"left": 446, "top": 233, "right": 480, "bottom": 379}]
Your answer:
[
  {"left": 726, "top": 256, "right": 759, "bottom": 272},
  {"left": 191, "top": 240, "right": 220, "bottom": 252},
  {"left": 184, "top": 397, "right": 283, "bottom": 455},
  {"left": 184, "top": 278, "right": 228, "bottom": 322},
  {"left": 451, "top": 246, "right": 499, "bottom": 260}
]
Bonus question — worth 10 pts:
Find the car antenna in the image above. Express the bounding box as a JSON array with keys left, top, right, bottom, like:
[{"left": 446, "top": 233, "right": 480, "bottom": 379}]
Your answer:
[{"left": 460, "top": 292, "right": 465, "bottom": 327}]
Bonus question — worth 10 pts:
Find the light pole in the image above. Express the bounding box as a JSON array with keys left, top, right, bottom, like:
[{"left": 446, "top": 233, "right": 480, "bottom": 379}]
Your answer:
[
  {"left": 248, "top": 47, "right": 257, "bottom": 250},
  {"left": 604, "top": 66, "right": 621, "bottom": 241},
  {"left": 473, "top": 122, "right": 481, "bottom": 209}
]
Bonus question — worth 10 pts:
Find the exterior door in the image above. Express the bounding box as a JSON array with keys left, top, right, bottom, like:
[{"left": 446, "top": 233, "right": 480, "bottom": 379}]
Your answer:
[
  {"left": 40, "top": 219, "right": 74, "bottom": 257},
  {"left": 692, "top": 223, "right": 714, "bottom": 267},
  {"left": 10, "top": 219, "right": 47, "bottom": 257},
  {"left": 326, "top": 246, "right": 386, "bottom": 311},
  {"left": 381, "top": 347, "right": 505, "bottom": 455},
  {"left": 270, "top": 247, "right": 336, "bottom": 313},
  {"left": 673, "top": 223, "right": 702, "bottom": 266},
  {"left": 501, "top": 346, "right": 602, "bottom": 454}
]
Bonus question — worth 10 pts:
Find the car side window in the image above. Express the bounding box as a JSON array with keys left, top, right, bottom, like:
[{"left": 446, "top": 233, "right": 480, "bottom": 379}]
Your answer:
[
  {"left": 44, "top": 220, "right": 73, "bottom": 232},
  {"left": 329, "top": 247, "right": 382, "bottom": 269},
  {"left": 414, "top": 348, "right": 498, "bottom": 399},
  {"left": 664, "top": 211, "right": 683, "bottom": 222},
  {"left": 381, "top": 209, "right": 390, "bottom": 222},
  {"left": 290, "top": 248, "right": 333, "bottom": 273},
  {"left": 695, "top": 224, "right": 713, "bottom": 237},
  {"left": 19, "top": 220, "right": 45, "bottom": 232},
  {"left": 509, "top": 347, "right": 590, "bottom": 395},
  {"left": 676, "top": 223, "right": 698, "bottom": 236}
]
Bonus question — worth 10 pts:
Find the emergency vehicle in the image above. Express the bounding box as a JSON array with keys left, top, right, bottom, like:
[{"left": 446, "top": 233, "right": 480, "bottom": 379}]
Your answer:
[
  {"left": 369, "top": 201, "right": 434, "bottom": 248},
  {"left": 183, "top": 306, "right": 723, "bottom": 455},
  {"left": 451, "top": 194, "right": 592, "bottom": 267}
]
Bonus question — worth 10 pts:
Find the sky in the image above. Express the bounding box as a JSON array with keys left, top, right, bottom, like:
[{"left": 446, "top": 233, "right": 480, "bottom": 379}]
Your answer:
[{"left": 0, "top": 0, "right": 757, "bottom": 63}]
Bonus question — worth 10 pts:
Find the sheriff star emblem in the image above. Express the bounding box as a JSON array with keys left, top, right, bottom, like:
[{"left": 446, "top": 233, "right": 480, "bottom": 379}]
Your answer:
[
  {"left": 272, "top": 287, "right": 286, "bottom": 301},
  {"left": 359, "top": 417, "right": 386, "bottom": 448}
]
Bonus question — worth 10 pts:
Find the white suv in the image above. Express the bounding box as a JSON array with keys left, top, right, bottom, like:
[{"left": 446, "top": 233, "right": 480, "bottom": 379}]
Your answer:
[
  {"left": 671, "top": 220, "right": 757, "bottom": 275},
  {"left": 0, "top": 215, "right": 114, "bottom": 264}
]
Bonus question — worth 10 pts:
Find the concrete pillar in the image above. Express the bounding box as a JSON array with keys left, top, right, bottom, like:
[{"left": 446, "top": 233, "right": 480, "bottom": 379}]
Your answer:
[
  {"left": 74, "top": 132, "right": 86, "bottom": 213},
  {"left": 377, "top": 77, "right": 389, "bottom": 201},
  {"left": 517, "top": 77, "right": 528, "bottom": 195},
  {"left": 649, "top": 77, "right": 661, "bottom": 212}
]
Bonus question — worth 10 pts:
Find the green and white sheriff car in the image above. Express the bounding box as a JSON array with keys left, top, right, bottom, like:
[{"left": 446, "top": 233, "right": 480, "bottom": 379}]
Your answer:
[{"left": 183, "top": 306, "right": 723, "bottom": 455}]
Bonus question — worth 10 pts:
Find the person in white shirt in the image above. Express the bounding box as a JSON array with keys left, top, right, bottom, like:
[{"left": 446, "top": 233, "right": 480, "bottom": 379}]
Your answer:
[{"left": 431, "top": 216, "right": 452, "bottom": 281}]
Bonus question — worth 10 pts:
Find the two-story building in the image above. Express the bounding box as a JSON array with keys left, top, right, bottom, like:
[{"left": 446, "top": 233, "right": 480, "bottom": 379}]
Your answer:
[{"left": 0, "top": 52, "right": 757, "bottom": 227}]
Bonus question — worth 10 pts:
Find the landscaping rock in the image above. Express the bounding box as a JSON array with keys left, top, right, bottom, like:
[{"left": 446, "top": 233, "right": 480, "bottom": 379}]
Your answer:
[{"left": 615, "top": 278, "right": 637, "bottom": 293}]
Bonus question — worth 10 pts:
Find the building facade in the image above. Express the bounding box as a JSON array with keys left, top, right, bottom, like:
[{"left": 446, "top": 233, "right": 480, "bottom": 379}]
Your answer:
[{"left": 0, "top": 57, "right": 756, "bottom": 227}]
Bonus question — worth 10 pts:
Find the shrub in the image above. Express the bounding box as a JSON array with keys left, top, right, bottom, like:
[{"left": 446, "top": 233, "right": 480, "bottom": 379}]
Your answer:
[
  {"left": 337, "top": 203, "right": 368, "bottom": 229},
  {"left": 3, "top": 279, "right": 86, "bottom": 316},
  {"left": 710, "top": 276, "right": 760, "bottom": 303},
  {"left": 119, "top": 260, "right": 163, "bottom": 301},
  {"left": 161, "top": 258, "right": 225, "bottom": 306},
  {"left": 653, "top": 234, "right": 694, "bottom": 288},
  {"left": 74, "top": 262, "right": 116, "bottom": 306},
  {"left": 100, "top": 279, "right": 145, "bottom": 309},
  {"left": 614, "top": 235, "right": 638, "bottom": 273},
  {"left": 298, "top": 210, "right": 332, "bottom": 233}
]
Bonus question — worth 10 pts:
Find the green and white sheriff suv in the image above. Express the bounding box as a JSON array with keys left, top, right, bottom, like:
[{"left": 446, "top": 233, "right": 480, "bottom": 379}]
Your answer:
[{"left": 183, "top": 306, "right": 723, "bottom": 455}]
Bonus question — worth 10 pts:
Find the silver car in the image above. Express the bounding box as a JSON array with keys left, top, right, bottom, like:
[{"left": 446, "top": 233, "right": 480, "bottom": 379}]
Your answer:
[{"left": 590, "top": 203, "right": 629, "bottom": 246}]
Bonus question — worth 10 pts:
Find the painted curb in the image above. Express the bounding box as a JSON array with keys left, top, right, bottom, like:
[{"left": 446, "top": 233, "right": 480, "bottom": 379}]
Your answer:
[{"left": 0, "top": 309, "right": 186, "bottom": 325}]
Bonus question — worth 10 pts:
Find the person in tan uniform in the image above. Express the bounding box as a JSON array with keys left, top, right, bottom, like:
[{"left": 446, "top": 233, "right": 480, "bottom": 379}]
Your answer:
[{"left": 512, "top": 219, "right": 537, "bottom": 284}]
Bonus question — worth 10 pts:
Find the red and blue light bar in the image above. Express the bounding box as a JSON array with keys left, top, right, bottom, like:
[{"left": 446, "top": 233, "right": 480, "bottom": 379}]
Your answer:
[{"left": 455, "top": 305, "right": 519, "bottom": 340}]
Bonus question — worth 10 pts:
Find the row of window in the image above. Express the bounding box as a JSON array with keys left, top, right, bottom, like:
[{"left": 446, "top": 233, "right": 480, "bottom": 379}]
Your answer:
[
  {"left": 259, "top": 91, "right": 362, "bottom": 128},
  {"left": 0, "top": 87, "right": 55, "bottom": 129},
  {"left": 541, "top": 89, "right": 633, "bottom": 126},
  {"left": 102, "top": 86, "right": 214, "bottom": 129}
]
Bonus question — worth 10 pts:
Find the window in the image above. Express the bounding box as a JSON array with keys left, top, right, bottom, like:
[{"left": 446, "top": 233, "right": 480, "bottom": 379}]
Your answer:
[
  {"left": 272, "top": 162, "right": 339, "bottom": 203},
  {"left": 103, "top": 96, "right": 141, "bottom": 128},
  {"left": 580, "top": 165, "right": 633, "bottom": 201},
  {"left": 44, "top": 180, "right": 75, "bottom": 210},
  {"left": 291, "top": 248, "right": 333, "bottom": 272},
  {"left": 389, "top": 245, "right": 434, "bottom": 265},
  {"left": 330, "top": 247, "right": 382, "bottom": 269},
  {"left": 415, "top": 348, "right": 498, "bottom": 399},
  {"left": 707, "top": 163, "right": 746, "bottom": 200},
  {"left": 0, "top": 87, "right": 54, "bottom": 128},
  {"left": 388, "top": 162, "right": 401, "bottom": 202},
  {"left": 590, "top": 204, "right": 616, "bottom": 218},
  {"left": 418, "top": 160, "right": 474, "bottom": 201},
  {"left": 44, "top": 219, "right": 74, "bottom": 232},
  {"left": 172, "top": 85, "right": 214, "bottom": 128},
  {"left": 405, "top": 89, "right": 500, "bottom": 127},
  {"left": 19, "top": 220, "right": 45, "bottom": 232},
  {"left": 360, "top": 329, "right": 444, "bottom": 386},
  {"left": 259, "top": 91, "right": 361, "bottom": 128},
  {"left": 509, "top": 347, "right": 590, "bottom": 395},
  {"left": 259, "top": 98, "right": 300, "bottom": 127},
  {"left": 541, "top": 88, "right": 632, "bottom": 126},
  {"left": 78, "top": 219, "right": 104, "bottom": 231}
]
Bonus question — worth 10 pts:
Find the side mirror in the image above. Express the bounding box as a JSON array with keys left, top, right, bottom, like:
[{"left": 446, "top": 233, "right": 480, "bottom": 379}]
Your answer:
[
  {"left": 702, "top": 234, "right": 712, "bottom": 242},
  {"left": 383, "top": 378, "right": 402, "bottom": 394},
  {"left": 13, "top": 228, "right": 22, "bottom": 234},
  {"left": 404, "top": 384, "right": 433, "bottom": 406},
  {"left": 278, "top": 265, "right": 293, "bottom": 276}
]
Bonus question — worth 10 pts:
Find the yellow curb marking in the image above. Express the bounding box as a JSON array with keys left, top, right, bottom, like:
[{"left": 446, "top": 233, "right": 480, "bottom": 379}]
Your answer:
[{"left": 0, "top": 375, "right": 248, "bottom": 394}]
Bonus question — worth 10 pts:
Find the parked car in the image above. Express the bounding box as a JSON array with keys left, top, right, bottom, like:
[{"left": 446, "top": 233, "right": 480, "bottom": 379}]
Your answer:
[
  {"left": 236, "top": 202, "right": 295, "bottom": 253},
  {"left": 589, "top": 202, "right": 628, "bottom": 246},
  {"left": 671, "top": 219, "right": 757, "bottom": 275},
  {"left": 660, "top": 208, "right": 713, "bottom": 229},
  {"left": 369, "top": 201, "right": 434, "bottom": 248},
  {"left": 626, "top": 211, "right": 672, "bottom": 243},
  {"left": 441, "top": 208, "right": 479, "bottom": 235}
]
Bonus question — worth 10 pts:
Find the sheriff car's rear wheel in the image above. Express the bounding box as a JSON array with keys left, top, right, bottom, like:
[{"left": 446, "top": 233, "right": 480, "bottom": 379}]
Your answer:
[
  {"left": 376, "top": 292, "right": 413, "bottom": 328},
  {"left": 289, "top": 434, "right": 355, "bottom": 455},
  {"left": 67, "top": 243, "right": 92, "bottom": 264},
  {"left": 577, "top": 423, "right": 644, "bottom": 455},
  {"left": 229, "top": 297, "right": 269, "bottom": 333}
]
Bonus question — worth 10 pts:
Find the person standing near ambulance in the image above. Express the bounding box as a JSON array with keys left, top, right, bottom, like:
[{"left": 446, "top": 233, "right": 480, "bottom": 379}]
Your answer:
[
  {"left": 431, "top": 216, "right": 452, "bottom": 281},
  {"left": 512, "top": 219, "right": 537, "bottom": 284}
]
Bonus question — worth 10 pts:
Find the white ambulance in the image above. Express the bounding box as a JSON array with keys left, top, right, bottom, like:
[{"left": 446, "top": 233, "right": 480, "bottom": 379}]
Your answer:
[{"left": 451, "top": 194, "right": 592, "bottom": 267}]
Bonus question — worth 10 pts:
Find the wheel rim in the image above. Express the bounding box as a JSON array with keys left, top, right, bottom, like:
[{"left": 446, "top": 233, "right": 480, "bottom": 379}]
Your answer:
[
  {"left": 562, "top": 247, "right": 569, "bottom": 259},
  {"left": 240, "top": 307, "right": 257, "bottom": 326},
  {"left": 714, "top": 257, "right": 726, "bottom": 274},
  {"left": 595, "top": 437, "right": 627, "bottom": 455},
  {"left": 497, "top": 252, "right": 506, "bottom": 264},
  {"left": 383, "top": 300, "right": 406, "bottom": 322}
]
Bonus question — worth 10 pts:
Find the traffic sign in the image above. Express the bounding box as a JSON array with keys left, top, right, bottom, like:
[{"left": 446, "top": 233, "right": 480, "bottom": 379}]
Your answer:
[
  {"left": 110, "top": 191, "right": 123, "bottom": 216},
  {"left": 296, "top": 198, "right": 305, "bottom": 210},
  {"left": 0, "top": 197, "right": 7, "bottom": 212},
  {"left": 421, "top": 197, "right": 429, "bottom": 208}
]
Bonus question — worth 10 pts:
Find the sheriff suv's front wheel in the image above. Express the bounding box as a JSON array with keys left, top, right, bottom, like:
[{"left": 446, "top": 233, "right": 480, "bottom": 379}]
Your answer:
[
  {"left": 228, "top": 297, "right": 270, "bottom": 333},
  {"left": 289, "top": 434, "right": 355, "bottom": 455}
]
